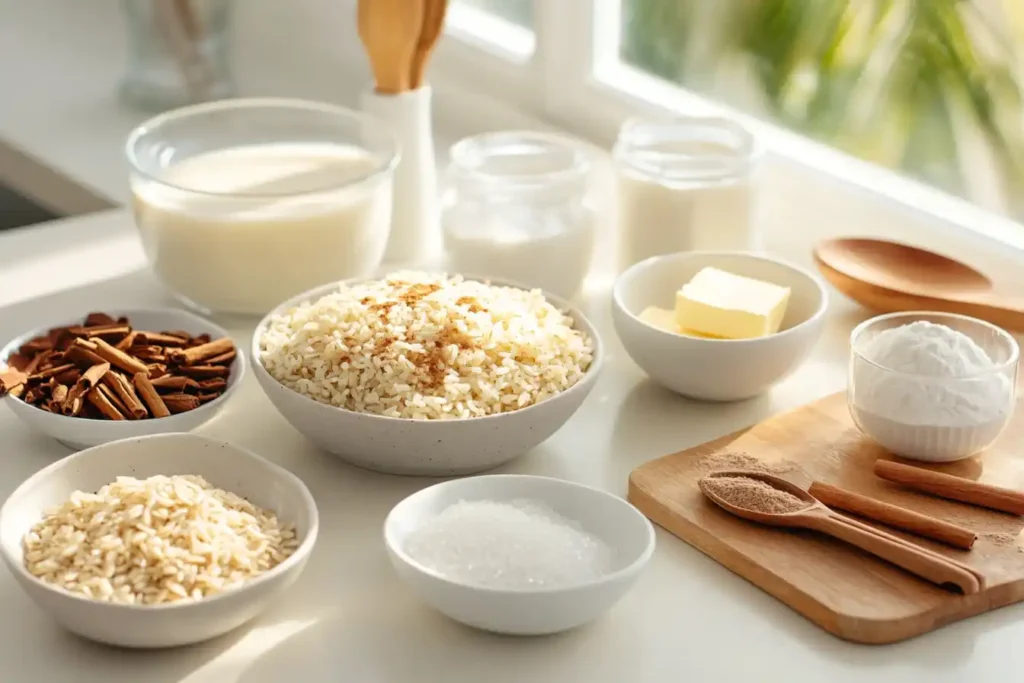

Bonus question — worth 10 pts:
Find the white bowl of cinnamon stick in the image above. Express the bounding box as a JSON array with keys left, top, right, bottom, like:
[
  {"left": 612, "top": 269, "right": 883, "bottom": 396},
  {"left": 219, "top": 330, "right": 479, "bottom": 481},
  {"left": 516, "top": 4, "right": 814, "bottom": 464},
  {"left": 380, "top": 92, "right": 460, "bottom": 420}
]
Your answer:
[{"left": 0, "top": 309, "right": 244, "bottom": 449}]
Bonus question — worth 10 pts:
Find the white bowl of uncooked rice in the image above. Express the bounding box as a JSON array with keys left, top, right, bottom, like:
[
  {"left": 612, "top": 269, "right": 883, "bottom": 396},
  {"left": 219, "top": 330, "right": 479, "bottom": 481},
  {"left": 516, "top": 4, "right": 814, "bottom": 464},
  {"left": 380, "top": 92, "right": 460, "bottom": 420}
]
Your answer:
[
  {"left": 0, "top": 433, "right": 319, "bottom": 649},
  {"left": 252, "top": 272, "right": 602, "bottom": 475}
]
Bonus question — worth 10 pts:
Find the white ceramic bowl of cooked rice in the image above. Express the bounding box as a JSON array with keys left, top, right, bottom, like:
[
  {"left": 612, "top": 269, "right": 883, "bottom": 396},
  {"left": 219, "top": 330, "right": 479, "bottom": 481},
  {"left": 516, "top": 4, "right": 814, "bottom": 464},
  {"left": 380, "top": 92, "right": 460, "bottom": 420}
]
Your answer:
[
  {"left": 250, "top": 274, "right": 603, "bottom": 476},
  {"left": 0, "top": 433, "right": 318, "bottom": 649}
]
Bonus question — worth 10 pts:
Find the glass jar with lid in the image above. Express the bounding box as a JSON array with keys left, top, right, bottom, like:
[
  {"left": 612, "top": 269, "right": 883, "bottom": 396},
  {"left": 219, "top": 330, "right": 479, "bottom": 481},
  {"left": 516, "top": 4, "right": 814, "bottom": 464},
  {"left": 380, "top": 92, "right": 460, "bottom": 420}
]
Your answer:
[
  {"left": 613, "top": 117, "right": 762, "bottom": 271},
  {"left": 442, "top": 132, "right": 597, "bottom": 300}
]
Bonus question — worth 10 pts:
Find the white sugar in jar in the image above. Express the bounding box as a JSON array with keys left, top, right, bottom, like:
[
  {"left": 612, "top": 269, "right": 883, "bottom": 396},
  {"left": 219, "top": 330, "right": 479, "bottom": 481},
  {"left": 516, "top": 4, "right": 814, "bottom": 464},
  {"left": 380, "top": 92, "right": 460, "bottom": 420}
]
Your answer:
[
  {"left": 848, "top": 312, "right": 1019, "bottom": 462},
  {"left": 613, "top": 117, "right": 762, "bottom": 272}
]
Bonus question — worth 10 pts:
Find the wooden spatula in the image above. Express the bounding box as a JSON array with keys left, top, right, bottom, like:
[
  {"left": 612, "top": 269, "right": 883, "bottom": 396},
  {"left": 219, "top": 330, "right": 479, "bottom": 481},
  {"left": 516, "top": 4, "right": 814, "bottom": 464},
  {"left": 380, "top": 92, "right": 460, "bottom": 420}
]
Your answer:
[{"left": 357, "top": 0, "right": 424, "bottom": 94}]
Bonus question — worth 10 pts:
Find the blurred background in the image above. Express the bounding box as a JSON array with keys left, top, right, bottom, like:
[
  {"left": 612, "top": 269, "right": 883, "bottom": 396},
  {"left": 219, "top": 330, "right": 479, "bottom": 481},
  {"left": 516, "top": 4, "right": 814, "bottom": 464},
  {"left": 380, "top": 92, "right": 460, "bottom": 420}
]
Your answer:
[{"left": 465, "top": 0, "right": 1024, "bottom": 221}]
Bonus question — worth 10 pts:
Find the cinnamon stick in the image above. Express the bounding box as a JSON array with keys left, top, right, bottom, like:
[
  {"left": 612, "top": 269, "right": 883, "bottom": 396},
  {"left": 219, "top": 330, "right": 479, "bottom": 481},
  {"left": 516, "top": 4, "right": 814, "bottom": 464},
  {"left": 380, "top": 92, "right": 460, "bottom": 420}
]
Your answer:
[
  {"left": 875, "top": 460, "right": 1024, "bottom": 516},
  {"left": 205, "top": 349, "right": 237, "bottom": 365},
  {"left": 168, "top": 337, "right": 234, "bottom": 366},
  {"left": 84, "top": 312, "right": 117, "bottom": 326},
  {"left": 19, "top": 337, "right": 52, "bottom": 355},
  {"left": 809, "top": 481, "right": 977, "bottom": 550},
  {"left": 93, "top": 338, "right": 149, "bottom": 376},
  {"left": 148, "top": 363, "right": 169, "bottom": 379},
  {"left": 135, "top": 332, "right": 187, "bottom": 347},
  {"left": 101, "top": 372, "right": 148, "bottom": 419},
  {"left": 163, "top": 393, "right": 201, "bottom": 414},
  {"left": 115, "top": 331, "right": 139, "bottom": 351},
  {"left": 133, "top": 372, "right": 170, "bottom": 418},
  {"left": 65, "top": 340, "right": 106, "bottom": 369},
  {"left": 177, "top": 365, "right": 229, "bottom": 379},
  {"left": 150, "top": 376, "right": 200, "bottom": 393},
  {"left": 86, "top": 386, "right": 125, "bottom": 420},
  {"left": 98, "top": 383, "right": 132, "bottom": 417},
  {"left": 28, "top": 363, "right": 76, "bottom": 382},
  {"left": 67, "top": 324, "right": 131, "bottom": 342},
  {"left": 50, "top": 384, "right": 69, "bottom": 408},
  {"left": 196, "top": 378, "right": 227, "bottom": 393},
  {"left": 196, "top": 392, "right": 220, "bottom": 403},
  {"left": 62, "top": 362, "right": 110, "bottom": 416},
  {"left": 0, "top": 368, "right": 28, "bottom": 397},
  {"left": 52, "top": 368, "right": 82, "bottom": 386}
]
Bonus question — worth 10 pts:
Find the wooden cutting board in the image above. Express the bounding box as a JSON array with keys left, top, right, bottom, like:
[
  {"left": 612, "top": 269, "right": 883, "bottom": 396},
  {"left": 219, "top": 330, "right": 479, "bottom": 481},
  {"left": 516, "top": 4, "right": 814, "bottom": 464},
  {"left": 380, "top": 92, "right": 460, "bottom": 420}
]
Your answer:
[{"left": 628, "top": 391, "right": 1024, "bottom": 644}]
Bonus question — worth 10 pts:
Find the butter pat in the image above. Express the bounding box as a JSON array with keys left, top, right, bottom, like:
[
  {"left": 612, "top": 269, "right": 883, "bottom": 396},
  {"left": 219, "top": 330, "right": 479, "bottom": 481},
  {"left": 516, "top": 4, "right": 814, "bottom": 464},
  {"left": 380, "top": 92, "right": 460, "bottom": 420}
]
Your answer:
[
  {"left": 638, "top": 306, "right": 677, "bottom": 334},
  {"left": 674, "top": 267, "right": 790, "bottom": 339},
  {"left": 637, "top": 306, "right": 727, "bottom": 338}
]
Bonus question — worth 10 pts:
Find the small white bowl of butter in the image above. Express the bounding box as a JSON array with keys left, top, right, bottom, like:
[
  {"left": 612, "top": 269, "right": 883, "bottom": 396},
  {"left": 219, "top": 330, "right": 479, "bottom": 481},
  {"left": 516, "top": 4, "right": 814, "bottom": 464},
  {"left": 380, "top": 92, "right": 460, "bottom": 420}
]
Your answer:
[{"left": 612, "top": 251, "right": 828, "bottom": 401}]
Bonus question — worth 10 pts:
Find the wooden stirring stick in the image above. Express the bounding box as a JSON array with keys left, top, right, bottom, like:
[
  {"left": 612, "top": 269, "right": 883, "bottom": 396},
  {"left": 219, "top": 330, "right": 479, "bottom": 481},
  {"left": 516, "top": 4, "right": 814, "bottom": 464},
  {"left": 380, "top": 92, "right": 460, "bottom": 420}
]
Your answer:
[
  {"left": 410, "top": 0, "right": 448, "bottom": 89},
  {"left": 875, "top": 460, "right": 1024, "bottom": 516},
  {"left": 809, "top": 481, "right": 977, "bottom": 550},
  {"left": 357, "top": 0, "right": 424, "bottom": 93}
]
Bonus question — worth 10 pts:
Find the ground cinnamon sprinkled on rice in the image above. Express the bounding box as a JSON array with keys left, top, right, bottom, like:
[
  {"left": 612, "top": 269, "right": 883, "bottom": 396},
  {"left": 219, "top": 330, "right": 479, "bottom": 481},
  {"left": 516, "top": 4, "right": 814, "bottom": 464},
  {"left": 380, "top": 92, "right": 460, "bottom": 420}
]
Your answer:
[{"left": 258, "top": 272, "right": 594, "bottom": 420}]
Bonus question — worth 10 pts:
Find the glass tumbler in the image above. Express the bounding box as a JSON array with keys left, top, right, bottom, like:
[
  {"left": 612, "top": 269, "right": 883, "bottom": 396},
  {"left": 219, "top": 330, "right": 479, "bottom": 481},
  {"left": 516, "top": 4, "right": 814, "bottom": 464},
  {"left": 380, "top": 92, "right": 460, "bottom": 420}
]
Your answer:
[{"left": 126, "top": 98, "right": 398, "bottom": 315}]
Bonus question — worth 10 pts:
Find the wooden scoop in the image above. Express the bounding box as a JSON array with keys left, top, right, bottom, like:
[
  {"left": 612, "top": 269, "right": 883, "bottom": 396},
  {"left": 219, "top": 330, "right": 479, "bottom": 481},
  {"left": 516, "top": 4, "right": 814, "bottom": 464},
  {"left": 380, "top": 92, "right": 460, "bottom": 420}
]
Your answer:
[
  {"left": 357, "top": 0, "right": 424, "bottom": 93},
  {"left": 699, "top": 470, "right": 983, "bottom": 595},
  {"left": 813, "top": 237, "right": 1024, "bottom": 331}
]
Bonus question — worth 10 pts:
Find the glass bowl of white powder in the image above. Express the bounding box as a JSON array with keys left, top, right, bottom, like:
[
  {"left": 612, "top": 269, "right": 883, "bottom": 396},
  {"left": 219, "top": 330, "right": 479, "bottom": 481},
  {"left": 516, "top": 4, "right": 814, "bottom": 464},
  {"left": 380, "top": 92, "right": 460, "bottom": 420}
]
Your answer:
[{"left": 848, "top": 312, "right": 1018, "bottom": 462}]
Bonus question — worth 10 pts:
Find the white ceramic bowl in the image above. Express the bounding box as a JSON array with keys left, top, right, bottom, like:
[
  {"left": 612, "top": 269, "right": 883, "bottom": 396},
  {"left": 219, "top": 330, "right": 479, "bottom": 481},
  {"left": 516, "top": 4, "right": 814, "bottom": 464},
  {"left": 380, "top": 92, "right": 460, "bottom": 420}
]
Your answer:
[
  {"left": 251, "top": 278, "right": 603, "bottom": 476},
  {"left": 0, "top": 308, "right": 245, "bottom": 450},
  {"left": 612, "top": 251, "right": 828, "bottom": 401},
  {"left": 384, "top": 474, "right": 654, "bottom": 635},
  {"left": 848, "top": 311, "right": 1018, "bottom": 462},
  {"left": 0, "top": 433, "right": 318, "bottom": 648}
]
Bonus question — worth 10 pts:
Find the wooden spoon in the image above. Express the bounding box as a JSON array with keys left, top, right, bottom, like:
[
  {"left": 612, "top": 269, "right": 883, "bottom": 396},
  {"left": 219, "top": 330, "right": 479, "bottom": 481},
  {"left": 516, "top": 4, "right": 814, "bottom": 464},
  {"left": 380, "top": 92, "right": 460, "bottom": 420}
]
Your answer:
[
  {"left": 357, "top": 0, "right": 424, "bottom": 94},
  {"left": 410, "top": 0, "right": 448, "bottom": 89},
  {"left": 813, "top": 237, "right": 1024, "bottom": 331},
  {"left": 699, "top": 470, "right": 983, "bottom": 595}
]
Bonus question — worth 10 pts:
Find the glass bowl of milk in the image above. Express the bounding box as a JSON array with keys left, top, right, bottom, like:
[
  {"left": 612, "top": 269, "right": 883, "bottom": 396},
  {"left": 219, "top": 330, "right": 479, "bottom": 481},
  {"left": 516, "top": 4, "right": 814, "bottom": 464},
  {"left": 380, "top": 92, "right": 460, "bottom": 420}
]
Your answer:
[{"left": 126, "top": 98, "right": 398, "bottom": 315}]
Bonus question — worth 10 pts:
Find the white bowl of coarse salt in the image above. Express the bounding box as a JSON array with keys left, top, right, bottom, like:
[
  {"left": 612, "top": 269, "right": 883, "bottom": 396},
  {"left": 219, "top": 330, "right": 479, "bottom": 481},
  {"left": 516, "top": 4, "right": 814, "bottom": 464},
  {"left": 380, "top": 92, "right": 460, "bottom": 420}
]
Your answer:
[
  {"left": 848, "top": 312, "right": 1019, "bottom": 462},
  {"left": 384, "top": 475, "right": 655, "bottom": 636},
  {"left": 252, "top": 272, "right": 602, "bottom": 476},
  {"left": 0, "top": 433, "right": 318, "bottom": 648}
]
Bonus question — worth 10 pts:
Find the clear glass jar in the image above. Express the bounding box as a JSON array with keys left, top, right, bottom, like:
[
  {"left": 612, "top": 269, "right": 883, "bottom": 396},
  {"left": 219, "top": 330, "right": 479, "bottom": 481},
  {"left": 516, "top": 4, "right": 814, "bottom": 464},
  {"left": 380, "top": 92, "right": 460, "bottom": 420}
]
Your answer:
[
  {"left": 126, "top": 98, "right": 398, "bottom": 315},
  {"left": 613, "top": 117, "right": 762, "bottom": 271},
  {"left": 442, "top": 132, "right": 597, "bottom": 300},
  {"left": 120, "top": 0, "right": 234, "bottom": 111}
]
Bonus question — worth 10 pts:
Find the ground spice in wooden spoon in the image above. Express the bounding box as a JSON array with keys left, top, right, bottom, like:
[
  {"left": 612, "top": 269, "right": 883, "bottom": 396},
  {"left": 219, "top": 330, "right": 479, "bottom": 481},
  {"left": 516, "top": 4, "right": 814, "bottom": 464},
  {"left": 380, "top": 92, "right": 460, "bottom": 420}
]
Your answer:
[{"left": 701, "top": 475, "right": 809, "bottom": 514}]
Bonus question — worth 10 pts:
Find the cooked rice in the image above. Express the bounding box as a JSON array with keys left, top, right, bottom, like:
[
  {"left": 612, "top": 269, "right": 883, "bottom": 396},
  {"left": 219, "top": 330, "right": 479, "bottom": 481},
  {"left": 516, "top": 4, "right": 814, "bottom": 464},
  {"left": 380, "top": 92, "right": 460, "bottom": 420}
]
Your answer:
[
  {"left": 258, "top": 272, "right": 595, "bottom": 419},
  {"left": 22, "top": 475, "right": 298, "bottom": 605}
]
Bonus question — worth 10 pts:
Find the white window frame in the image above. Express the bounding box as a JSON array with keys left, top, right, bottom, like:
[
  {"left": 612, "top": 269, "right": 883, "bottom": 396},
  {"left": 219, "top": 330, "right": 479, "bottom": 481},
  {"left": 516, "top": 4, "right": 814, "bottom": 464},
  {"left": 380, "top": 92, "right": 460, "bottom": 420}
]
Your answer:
[{"left": 432, "top": 0, "right": 1024, "bottom": 251}]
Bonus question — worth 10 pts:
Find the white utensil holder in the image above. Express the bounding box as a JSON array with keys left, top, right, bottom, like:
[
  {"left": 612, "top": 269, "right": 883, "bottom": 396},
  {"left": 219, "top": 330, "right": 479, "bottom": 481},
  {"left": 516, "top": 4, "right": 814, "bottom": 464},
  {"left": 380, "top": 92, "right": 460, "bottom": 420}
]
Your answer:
[{"left": 362, "top": 86, "right": 440, "bottom": 267}]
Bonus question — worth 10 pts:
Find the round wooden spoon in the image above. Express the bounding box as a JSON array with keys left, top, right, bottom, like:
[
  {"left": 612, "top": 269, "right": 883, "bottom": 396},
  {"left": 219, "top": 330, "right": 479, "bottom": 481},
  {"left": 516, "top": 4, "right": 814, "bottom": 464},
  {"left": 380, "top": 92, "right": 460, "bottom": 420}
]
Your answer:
[
  {"left": 813, "top": 237, "right": 1024, "bottom": 331},
  {"left": 699, "top": 470, "right": 983, "bottom": 595}
]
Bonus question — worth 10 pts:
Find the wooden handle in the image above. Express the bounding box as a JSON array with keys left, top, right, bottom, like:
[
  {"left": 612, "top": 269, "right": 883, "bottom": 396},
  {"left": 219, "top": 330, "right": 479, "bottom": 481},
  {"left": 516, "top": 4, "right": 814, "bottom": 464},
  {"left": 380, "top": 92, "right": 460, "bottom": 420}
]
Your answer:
[
  {"left": 809, "top": 481, "right": 977, "bottom": 550},
  {"left": 875, "top": 460, "right": 1024, "bottom": 515},
  {"left": 805, "top": 514, "right": 981, "bottom": 594}
]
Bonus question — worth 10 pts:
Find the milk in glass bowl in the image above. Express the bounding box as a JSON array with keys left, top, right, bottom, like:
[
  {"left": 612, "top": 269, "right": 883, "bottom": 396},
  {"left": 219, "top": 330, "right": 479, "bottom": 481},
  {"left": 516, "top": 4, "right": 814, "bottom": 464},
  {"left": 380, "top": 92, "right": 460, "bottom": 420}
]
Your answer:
[{"left": 126, "top": 98, "right": 398, "bottom": 315}]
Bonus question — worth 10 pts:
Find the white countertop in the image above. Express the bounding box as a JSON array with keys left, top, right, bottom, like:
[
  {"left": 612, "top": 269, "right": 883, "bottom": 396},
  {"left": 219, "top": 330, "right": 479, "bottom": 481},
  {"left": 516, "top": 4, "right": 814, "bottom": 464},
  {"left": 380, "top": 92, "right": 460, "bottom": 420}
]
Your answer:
[{"left": 2, "top": 208, "right": 1024, "bottom": 683}]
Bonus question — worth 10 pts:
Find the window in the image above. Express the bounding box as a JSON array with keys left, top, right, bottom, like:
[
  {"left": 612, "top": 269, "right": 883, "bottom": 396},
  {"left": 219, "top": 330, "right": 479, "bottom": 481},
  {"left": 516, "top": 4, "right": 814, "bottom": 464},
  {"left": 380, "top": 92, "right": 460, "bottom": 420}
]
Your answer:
[
  {"left": 437, "top": 0, "right": 1024, "bottom": 230},
  {"left": 453, "top": 0, "right": 531, "bottom": 28}
]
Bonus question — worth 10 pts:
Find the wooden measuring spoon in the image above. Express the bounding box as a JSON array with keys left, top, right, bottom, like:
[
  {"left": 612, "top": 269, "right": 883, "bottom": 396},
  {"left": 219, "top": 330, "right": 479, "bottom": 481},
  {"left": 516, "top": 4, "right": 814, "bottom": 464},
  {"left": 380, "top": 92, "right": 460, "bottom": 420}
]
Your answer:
[
  {"left": 813, "top": 237, "right": 1024, "bottom": 331},
  {"left": 357, "top": 0, "right": 424, "bottom": 93},
  {"left": 699, "top": 470, "right": 983, "bottom": 595},
  {"left": 410, "top": 0, "right": 448, "bottom": 89}
]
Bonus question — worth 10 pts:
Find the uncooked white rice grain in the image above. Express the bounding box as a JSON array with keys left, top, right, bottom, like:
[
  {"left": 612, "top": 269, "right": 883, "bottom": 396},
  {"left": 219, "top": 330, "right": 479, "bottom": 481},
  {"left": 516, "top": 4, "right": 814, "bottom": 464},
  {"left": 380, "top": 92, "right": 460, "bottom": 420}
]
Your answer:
[
  {"left": 22, "top": 475, "right": 298, "bottom": 605},
  {"left": 258, "top": 272, "right": 595, "bottom": 419}
]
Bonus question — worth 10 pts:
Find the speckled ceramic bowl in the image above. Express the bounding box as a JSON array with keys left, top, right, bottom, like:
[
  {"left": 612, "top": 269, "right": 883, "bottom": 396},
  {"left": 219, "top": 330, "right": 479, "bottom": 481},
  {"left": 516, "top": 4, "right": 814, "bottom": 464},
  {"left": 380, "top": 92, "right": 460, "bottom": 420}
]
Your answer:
[{"left": 250, "top": 277, "right": 603, "bottom": 476}]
